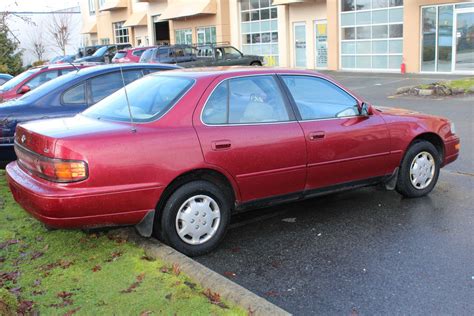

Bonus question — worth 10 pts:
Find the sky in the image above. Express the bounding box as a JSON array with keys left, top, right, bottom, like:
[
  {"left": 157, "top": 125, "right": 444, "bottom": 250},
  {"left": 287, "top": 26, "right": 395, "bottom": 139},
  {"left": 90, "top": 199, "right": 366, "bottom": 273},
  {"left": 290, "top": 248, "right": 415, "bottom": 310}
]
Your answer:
[
  {"left": 0, "top": 0, "right": 80, "bottom": 12},
  {"left": 1, "top": 0, "right": 83, "bottom": 64}
]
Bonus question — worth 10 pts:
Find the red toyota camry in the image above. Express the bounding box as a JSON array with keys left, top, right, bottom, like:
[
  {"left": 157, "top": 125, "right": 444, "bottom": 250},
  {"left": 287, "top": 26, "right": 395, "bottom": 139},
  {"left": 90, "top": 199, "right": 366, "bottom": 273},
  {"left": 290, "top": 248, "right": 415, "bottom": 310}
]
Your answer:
[{"left": 6, "top": 68, "right": 460, "bottom": 256}]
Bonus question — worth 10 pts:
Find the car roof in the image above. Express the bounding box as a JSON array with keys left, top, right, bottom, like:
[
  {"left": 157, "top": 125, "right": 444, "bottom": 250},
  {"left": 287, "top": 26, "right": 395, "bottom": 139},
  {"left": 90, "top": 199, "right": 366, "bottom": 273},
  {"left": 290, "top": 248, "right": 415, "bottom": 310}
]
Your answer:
[
  {"left": 72, "top": 63, "right": 180, "bottom": 76},
  {"left": 152, "top": 66, "right": 322, "bottom": 79}
]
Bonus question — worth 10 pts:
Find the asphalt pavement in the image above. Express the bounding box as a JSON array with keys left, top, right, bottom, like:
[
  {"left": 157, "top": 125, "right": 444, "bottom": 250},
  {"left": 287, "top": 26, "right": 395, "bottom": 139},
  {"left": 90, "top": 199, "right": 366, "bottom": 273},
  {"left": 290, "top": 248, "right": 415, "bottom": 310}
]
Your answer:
[{"left": 197, "top": 72, "right": 474, "bottom": 315}]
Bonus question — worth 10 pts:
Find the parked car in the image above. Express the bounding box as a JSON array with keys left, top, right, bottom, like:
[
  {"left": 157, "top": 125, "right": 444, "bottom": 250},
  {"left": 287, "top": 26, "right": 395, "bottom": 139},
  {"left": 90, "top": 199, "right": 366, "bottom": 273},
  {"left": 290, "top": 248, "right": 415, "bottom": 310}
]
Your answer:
[
  {"left": 6, "top": 68, "right": 460, "bottom": 256},
  {"left": 139, "top": 44, "right": 264, "bottom": 68},
  {"left": 75, "top": 44, "right": 132, "bottom": 64},
  {"left": 139, "top": 45, "right": 197, "bottom": 65},
  {"left": 188, "top": 44, "right": 264, "bottom": 67},
  {"left": 48, "top": 55, "right": 76, "bottom": 64},
  {"left": 76, "top": 45, "right": 105, "bottom": 59},
  {"left": 0, "top": 64, "right": 87, "bottom": 102},
  {"left": 0, "top": 74, "right": 13, "bottom": 85},
  {"left": 0, "top": 63, "right": 179, "bottom": 162},
  {"left": 112, "top": 47, "right": 154, "bottom": 63}
]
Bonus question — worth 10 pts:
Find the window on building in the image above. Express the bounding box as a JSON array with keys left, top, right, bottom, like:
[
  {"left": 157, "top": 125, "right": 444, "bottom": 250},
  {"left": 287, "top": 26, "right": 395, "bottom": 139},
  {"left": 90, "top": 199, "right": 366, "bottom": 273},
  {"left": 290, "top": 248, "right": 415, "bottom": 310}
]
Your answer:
[
  {"left": 98, "top": 0, "right": 106, "bottom": 8},
  {"left": 340, "top": 0, "right": 404, "bottom": 70},
  {"left": 240, "top": 0, "right": 279, "bottom": 66},
  {"left": 113, "top": 21, "right": 129, "bottom": 44},
  {"left": 88, "top": 0, "right": 95, "bottom": 15},
  {"left": 197, "top": 26, "right": 217, "bottom": 44},
  {"left": 175, "top": 29, "right": 192, "bottom": 45}
]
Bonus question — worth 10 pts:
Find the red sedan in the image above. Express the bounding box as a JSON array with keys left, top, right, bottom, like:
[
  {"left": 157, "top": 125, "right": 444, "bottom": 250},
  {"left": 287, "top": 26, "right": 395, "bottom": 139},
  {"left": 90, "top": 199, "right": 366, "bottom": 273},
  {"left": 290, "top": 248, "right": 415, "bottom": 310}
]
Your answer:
[
  {"left": 7, "top": 68, "right": 460, "bottom": 256},
  {"left": 0, "top": 64, "right": 86, "bottom": 102}
]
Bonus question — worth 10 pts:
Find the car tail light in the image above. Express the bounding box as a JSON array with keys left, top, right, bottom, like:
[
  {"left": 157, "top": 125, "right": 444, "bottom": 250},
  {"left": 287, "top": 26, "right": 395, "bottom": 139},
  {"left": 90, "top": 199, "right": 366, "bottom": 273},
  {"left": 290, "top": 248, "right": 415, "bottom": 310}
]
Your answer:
[{"left": 15, "top": 144, "right": 88, "bottom": 183}]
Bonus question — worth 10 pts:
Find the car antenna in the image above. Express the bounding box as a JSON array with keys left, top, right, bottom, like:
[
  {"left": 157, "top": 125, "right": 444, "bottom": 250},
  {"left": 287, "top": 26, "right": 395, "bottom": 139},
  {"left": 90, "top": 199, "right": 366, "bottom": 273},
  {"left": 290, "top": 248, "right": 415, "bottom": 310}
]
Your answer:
[
  {"left": 66, "top": 61, "right": 80, "bottom": 72},
  {"left": 116, "top": 44, "right": 136, "bottom": 133}
]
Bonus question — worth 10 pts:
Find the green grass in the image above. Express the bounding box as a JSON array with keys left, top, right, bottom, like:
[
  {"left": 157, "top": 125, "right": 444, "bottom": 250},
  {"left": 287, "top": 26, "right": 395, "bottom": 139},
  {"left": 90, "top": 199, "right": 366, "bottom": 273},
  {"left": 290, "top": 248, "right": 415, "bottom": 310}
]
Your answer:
[
  {"left": 446, "top": 77, "right": 474, "bottom": 91},
  {"left": 0, "top": 171, "right": 245, "bottom": 315}
]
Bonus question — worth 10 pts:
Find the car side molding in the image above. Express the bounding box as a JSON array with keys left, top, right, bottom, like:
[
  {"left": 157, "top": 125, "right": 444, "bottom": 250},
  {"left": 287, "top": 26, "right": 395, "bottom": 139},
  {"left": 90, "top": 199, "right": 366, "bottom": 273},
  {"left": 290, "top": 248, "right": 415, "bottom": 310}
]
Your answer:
[{"left": 235, "top": 175, "right": 391, "bottom": 213}]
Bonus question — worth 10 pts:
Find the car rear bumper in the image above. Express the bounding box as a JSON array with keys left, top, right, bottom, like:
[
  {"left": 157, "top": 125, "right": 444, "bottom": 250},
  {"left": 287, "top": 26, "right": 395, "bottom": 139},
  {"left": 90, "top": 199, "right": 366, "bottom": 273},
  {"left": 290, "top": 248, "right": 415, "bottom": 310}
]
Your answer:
[
  {"left": 6, "top": 161, "right": 163, "bottom": 229},
  {"left": 443, "top": 136, "right": 460, "bottom": 166}
]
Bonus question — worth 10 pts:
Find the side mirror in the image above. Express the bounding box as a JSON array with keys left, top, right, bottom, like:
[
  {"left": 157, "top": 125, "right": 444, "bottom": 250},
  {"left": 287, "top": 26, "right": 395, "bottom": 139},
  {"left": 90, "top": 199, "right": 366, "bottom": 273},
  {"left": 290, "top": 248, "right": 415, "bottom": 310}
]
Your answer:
[
  {"left": 359, "top": 102, "right": 372, "bottom": 116},
  {"left": 18, "top": 85, "right": 31, "bottom": 95}
]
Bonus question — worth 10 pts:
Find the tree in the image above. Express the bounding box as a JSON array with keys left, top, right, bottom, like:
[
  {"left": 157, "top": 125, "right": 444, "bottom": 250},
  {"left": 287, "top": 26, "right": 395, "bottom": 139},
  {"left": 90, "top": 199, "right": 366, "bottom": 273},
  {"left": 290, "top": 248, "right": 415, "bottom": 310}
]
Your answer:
[
  {"left": 28, "top": 27, "right": 47, "bottom": 62},
  {"left": 0, "top": 12, "right": 24, "bottom": 75},
  {"left": 48, "top": 12, "right": 74, "bottom": 56}
]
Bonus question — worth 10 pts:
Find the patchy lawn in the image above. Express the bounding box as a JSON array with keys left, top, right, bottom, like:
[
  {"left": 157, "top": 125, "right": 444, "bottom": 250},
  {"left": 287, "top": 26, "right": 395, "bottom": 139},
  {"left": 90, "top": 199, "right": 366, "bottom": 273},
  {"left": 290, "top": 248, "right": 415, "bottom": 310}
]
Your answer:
[
  {"left": 0, "top": 171, "right": 245, "bottom": 315},
  {"left": 446, "top": 77, "right": 474, "bottom": 91},
  {"left": 397, "top": 77, "right": 474, "bottom": 96}
]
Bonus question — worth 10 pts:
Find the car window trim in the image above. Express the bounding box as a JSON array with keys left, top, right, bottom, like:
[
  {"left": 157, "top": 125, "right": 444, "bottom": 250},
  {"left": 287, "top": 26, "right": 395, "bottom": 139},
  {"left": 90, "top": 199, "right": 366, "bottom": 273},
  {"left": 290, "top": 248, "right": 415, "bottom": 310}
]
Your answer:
[
  {"left": 200, "top": 74, "right": 297, "bottom": 127},
  {"left": 276, "top": 74, "right": 361, "bottom": 122}
]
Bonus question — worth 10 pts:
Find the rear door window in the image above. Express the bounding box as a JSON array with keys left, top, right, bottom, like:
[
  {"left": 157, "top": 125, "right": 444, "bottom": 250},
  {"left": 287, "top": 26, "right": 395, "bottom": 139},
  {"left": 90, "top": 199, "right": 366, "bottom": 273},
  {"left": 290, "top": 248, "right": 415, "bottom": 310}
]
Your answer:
[
  {"left": 202, "top": 76, "right": 291, "bottom": 124},
  {"left": 62, "top": 83, "right": 86, "bottom": 105}
]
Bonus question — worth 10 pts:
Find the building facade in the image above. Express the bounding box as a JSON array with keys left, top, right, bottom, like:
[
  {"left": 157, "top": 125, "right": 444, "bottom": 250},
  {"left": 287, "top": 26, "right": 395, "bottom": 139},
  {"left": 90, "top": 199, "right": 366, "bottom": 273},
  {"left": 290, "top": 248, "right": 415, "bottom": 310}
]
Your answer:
[{"left": 81, "top": 0, "right": 474, "bottom": 74}]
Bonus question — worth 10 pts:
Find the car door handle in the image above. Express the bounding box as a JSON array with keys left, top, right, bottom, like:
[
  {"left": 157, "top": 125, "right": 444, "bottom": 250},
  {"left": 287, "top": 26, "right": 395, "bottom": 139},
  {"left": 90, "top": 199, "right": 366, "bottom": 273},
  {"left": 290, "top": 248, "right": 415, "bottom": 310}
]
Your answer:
[
  {"left": 211, "top": 140, "right": 231, "bottom": 151},
  {"left": 308, "top": 131, "right": 325, "bottom": 141}
]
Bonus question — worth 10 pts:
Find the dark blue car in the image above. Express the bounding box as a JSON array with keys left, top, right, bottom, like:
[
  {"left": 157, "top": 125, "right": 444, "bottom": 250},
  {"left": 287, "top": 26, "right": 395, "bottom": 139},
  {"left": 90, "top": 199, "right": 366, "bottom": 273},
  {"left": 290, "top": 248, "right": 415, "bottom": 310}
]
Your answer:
[{"left": 0, "top": 63, "right": 179, "bottom": 163}]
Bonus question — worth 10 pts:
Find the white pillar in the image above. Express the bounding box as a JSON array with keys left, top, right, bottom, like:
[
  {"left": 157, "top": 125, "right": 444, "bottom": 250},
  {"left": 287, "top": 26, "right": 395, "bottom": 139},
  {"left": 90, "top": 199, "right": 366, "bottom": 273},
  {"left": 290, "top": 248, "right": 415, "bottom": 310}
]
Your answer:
[
  {"left": 229, "top": 0, "right": 240, "bottom": 48},
  {"left": 277, "top": 5, "right": 289, "bottom": 67}
]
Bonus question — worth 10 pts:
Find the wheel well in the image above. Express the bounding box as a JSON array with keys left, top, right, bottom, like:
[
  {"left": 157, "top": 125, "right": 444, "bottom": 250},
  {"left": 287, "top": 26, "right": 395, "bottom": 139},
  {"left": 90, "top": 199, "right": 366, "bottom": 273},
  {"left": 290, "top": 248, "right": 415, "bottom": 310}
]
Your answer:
[
  {"left": 154, "top": 169, "right": 236, "bottom": 224},
  {"left": 412, "top": 133, "right": 445, "bottom": 160},
  {"left": 250, "top": 60, "right": 262, "bottom": 66}
]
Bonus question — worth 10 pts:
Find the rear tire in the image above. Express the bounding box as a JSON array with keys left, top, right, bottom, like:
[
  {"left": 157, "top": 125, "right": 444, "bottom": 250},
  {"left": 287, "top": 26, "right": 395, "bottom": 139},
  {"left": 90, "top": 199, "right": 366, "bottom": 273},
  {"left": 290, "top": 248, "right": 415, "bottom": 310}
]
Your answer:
[
  {"left": 156, "top": 180, "right": 231, "bottom": 256},
  {"left": 250, "top": 61, "right": 262, "bottom": 66},
  {"left": 396, "top": 141, "right": 441, "bottom": 198}
]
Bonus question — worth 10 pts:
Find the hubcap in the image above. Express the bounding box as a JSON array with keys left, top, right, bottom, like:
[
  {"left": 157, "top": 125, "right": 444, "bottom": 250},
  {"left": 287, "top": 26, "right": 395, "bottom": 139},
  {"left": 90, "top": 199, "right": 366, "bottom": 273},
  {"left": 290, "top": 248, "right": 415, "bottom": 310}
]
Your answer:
[
  {"left": 175, "top": 195, "right": 221, "bottom": 245},
  {"left": 409, "top": 151, "right": 435, "bottom": 190}
]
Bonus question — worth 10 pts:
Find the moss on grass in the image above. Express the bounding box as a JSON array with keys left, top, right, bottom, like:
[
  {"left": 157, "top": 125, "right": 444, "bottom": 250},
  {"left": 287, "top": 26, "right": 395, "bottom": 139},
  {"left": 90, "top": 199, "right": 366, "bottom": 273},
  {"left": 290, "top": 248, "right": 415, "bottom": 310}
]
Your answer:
[{"left": 0, "top": 171, "right": 245, "bottom": 315}]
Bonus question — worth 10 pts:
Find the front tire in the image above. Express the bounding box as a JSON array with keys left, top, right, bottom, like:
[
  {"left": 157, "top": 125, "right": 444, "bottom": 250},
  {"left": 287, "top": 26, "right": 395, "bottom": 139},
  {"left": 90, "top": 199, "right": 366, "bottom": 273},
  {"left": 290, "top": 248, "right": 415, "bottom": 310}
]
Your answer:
[
  {"left": 157, "top": 181, "right": 231, "bottom": 256},
  {"left": 396, "top": 141, "right": 441, "bottom": 198}
]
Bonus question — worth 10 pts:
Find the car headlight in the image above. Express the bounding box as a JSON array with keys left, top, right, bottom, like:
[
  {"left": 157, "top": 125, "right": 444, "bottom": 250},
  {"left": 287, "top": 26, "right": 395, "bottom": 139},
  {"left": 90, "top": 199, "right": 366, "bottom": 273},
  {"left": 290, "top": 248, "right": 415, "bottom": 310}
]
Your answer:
[{"left": 450, "top": 122, "right": 456, "bottom": 134}]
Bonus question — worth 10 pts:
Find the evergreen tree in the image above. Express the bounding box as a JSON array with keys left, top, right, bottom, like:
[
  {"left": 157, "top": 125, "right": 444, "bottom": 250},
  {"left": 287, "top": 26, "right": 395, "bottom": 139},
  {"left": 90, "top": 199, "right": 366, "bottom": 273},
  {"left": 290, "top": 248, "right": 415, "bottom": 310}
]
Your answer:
[{"left": 0, "top": 15, "right": 24, "bottom": 75}]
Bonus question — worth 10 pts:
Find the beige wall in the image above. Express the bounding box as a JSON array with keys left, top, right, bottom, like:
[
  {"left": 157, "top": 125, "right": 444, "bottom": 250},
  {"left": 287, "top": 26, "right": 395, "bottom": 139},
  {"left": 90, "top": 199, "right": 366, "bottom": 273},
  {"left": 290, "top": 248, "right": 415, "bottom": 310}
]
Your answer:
[
  {"left": 169, "top": 0, "right": 231, "bottom": 44},
  {"left": 403, "top": 0, "right": 463, "bottom": 73},
  {"left": 80, "top": 0, "right": 98, "bottom": 45},
  {"left": 287, "top": 0, "right": 327, "bottom": 69},
  {"left": 146, "top": 0, "right": 168, "bottom": 45},
  {"left": 327, "top": 0, "right": 338, "bottom": 71}
]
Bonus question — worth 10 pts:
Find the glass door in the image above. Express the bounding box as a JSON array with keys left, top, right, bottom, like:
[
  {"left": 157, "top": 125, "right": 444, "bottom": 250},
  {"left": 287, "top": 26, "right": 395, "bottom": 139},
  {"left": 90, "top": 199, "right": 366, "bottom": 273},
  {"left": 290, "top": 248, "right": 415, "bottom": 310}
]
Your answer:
[
  {"left": 315, "top": 20, "right": 328, "bottom": 68},
  {"left": 454, "top": 9, "right": 474, "bottom": 72},
  {"left": 294, "top": 22, "right": 306, "bottom": 68}
]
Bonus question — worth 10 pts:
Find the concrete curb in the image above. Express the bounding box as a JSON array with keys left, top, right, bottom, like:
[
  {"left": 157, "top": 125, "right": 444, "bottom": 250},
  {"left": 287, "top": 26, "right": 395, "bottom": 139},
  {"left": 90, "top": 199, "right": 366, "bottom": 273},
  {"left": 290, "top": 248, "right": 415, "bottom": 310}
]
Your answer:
[{"left": 115, "top": 228, "right": 291, "bottom": 316}]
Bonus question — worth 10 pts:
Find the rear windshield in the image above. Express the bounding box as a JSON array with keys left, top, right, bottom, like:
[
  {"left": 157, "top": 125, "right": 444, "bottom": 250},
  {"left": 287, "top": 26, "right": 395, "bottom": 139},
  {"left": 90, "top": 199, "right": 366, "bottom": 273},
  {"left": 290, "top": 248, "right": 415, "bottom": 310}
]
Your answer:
[
  {"left": 82, "top": 75, "right": 193, "bottom": 122},
  {"left": 0, "top": 68, "right": 41, "bottom": 91}
]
